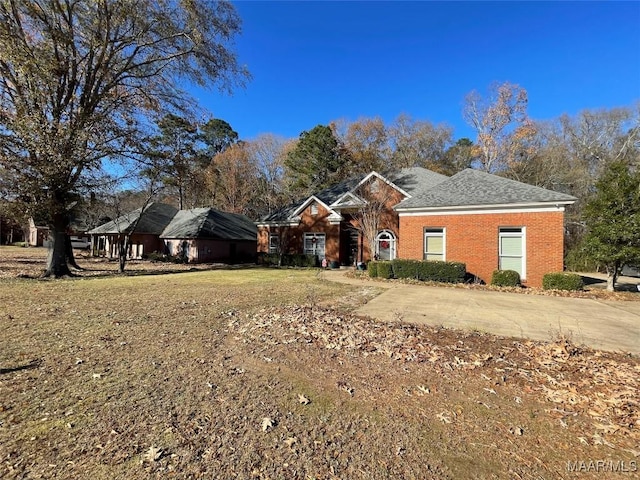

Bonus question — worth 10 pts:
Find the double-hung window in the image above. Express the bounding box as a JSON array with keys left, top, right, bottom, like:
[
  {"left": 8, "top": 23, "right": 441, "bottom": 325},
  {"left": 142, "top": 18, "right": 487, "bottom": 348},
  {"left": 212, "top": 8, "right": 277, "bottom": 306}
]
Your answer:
[
  {"left": 424, "top": 228, "right": 445, "bottom": 261},
  {"left": 268, "top": 233, "right": 279, "bottom": 254},
  {"left": 499, "top": 227, "right": 525, "bottom": 279},
  {"left": 303, "top": 233, "right": 325, "bottom": 257}
]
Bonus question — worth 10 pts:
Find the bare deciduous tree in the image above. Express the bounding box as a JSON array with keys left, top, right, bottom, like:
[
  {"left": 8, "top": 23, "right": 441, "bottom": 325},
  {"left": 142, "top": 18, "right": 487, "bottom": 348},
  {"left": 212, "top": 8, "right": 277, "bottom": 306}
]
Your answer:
[
  {"left": 250, "top": 134, "right": 288, "bottom": 216},
  {"left": 388, "top": 114, "right": 454, "bottom": 170},
  {"left": 333, "top": 117, "right": 390, "bottom": 174},
  {"left": 463, "top": 82, "right": 529, "bottom": 173},
  {"left": 207, "top": 142, "right": 260, "bottom": 216},
  {"left": 349, "top": 178, "right": 401, "bottom": 262},
  {"left": 0, "top": 0, "right": 248, "bottom": 277}
]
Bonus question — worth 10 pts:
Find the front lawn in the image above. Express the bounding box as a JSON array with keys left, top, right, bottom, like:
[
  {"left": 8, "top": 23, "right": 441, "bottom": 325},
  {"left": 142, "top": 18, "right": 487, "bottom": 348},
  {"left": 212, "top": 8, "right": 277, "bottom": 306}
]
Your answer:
[{"left": 0, "top": 248, "right": 638, "bottom": 479}]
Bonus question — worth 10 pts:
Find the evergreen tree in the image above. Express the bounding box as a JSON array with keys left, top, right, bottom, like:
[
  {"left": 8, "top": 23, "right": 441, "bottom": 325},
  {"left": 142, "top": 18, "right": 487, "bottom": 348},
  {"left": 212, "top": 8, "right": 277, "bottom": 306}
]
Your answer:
[
  {"left": 583, "top": 161, "right": 640, "bottom": 291},
  {"left": 284, "top": 125, "right": 348, "bottom": 197}
]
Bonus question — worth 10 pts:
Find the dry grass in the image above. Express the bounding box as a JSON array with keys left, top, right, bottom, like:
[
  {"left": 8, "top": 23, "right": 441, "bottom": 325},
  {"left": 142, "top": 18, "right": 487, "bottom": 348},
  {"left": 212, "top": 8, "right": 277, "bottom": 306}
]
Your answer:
[{"left": 0, "top": 247, "right": 638, "bottom": 479}]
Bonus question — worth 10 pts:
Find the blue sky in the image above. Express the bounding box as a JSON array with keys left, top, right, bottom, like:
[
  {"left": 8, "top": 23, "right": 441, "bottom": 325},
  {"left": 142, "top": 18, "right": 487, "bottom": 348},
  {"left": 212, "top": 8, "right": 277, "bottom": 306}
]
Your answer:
[{"left": 191, "top": 1, "right": 640, "bottom": 142}]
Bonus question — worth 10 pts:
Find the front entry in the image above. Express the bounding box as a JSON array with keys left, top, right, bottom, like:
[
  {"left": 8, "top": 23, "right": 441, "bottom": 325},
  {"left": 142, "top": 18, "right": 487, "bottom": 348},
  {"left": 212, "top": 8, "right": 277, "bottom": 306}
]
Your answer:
[
  {"left": 376, "top": 230, "right": 396, "bottom": 260},
  {"left": 340, "top": 229, "right": 361, "bottom": 266}
]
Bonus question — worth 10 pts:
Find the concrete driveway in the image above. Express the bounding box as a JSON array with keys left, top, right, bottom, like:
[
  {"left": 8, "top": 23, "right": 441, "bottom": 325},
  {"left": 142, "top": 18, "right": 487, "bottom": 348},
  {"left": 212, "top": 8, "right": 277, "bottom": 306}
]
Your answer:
[{"left": 321, "top": 271, "right": 640, "bottom": 354}]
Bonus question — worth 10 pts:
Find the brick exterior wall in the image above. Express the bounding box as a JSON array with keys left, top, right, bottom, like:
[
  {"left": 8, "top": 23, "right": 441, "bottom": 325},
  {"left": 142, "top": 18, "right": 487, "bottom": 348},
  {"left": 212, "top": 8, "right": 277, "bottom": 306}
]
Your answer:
[
  {"left": 257, "top": 201, "right": 341, "bottom": 262},
  {"left": 398, "top": 210, "right": 566, "bottom": 288},
  {"left": 257, "top": 179, "right": 404, "bottom": 265}
]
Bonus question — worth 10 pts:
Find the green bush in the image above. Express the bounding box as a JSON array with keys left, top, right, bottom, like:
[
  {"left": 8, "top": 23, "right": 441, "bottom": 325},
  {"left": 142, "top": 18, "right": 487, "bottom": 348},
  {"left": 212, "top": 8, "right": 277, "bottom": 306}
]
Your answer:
[
  {"left": 288, "top": 254, "right": 318, "bottom": 267},
  {"left": 542, "top": 272, "right": 584, "bottom": 291},
  {"left": 391, "top": 259, "right": 421, "bottom": 279},
  {"left": 257, "top": 252, "right": 278, "bottom": 265},
  {"left": 391, "top": 259, "right": 466, "bottom": 283},
  {"left": 368, "top": 261, "right": 378, "bottom": 278},
  {"left": 256, "top": 252, "right": 318, "bottom": 267},
  {"left": 491, "top": 270, "right": 521, "bottom": 287},
  {"left": 377, "top": 261, "right": 394, "bottom": 279}
]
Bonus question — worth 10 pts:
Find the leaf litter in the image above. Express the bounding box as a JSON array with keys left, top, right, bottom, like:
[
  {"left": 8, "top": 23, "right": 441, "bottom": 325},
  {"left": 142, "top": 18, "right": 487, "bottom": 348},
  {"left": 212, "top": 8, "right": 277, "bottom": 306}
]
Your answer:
[{"left": 230, "top": 305, "right": 639, "bottom": 448}]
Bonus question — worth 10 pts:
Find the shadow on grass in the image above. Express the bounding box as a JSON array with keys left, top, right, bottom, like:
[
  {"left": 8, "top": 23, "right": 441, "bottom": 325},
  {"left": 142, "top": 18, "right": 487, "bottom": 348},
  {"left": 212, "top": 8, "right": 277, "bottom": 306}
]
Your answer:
[
  {"left": 10, "top": 259, "right": 47, "bottom": 265},
  {"left": 0, "top": 358, "right": 42, "bottom": 375},
  {"left": 56, "top": 262, "right": 263, "bottom": 281}
]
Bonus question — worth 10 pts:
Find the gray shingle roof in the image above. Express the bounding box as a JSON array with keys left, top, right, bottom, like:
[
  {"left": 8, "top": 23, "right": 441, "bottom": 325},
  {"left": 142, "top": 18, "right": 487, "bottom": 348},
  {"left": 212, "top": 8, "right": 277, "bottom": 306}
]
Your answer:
[
  {"left": 386, "top": 167, "right": 449, "bottom": 196},
  {"left": 396, "top": 169, "right": 577, "bottom": 209},
  {"left": 87, "top": 203, "right": 178, "bottom": 235},
  {"left": 160, "top": 208, "right": 257, "bottom": 241},
  {"left": 259, "top": 175, "right": 368, "bottom": 223},
  {"left": 259, "top": 167, "right": 449, "bottom": 222}
]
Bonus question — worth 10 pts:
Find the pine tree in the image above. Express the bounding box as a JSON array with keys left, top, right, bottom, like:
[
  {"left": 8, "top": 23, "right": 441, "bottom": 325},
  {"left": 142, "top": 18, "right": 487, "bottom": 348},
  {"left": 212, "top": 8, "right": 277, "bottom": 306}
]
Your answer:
[{"left": 583, "top": 161, "right": 640, "bottom": 291}]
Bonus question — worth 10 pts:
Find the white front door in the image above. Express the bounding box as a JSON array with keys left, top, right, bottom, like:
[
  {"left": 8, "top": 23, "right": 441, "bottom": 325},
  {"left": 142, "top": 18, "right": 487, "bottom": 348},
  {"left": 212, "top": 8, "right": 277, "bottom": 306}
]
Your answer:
[{"left": 376, "top": 230, "right": 396, "bottom": 260}]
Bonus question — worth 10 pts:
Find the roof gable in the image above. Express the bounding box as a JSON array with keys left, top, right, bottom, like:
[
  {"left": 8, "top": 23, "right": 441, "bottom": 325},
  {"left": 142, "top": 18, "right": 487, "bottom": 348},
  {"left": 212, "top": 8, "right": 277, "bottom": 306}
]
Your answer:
[
  {"left": 259, "top": 167, "right": 449, "bottom": 223},
  {"left": 289, "top": 195, "right": 343, "bottom": 223},
  {"left": 352, "top": 171, "right": 412, "bottom": 199},
  {"left": 330, "top": 191, "right": 366, "bottom": 208}
]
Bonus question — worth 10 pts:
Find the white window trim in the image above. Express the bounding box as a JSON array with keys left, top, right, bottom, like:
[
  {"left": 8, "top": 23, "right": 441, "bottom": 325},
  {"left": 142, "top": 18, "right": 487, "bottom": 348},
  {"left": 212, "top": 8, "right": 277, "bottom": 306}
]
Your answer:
[
  {"left": 499, "top": 227, "right": 526, "bottom": 280},
  {"left": 268, "top": 233, "right": 279, "bottom": 254},
  {"left": 303, "top": 232, "right": 326, "bottom": 257},
  {"left": 375, "top": 230, "right": 397, "bottom": 260},
  {"left": 310, "top": 203, "right": 318, "bottom": 215},
  {"left": 424, "top": 227, "right": 446, "bottom": 261}
]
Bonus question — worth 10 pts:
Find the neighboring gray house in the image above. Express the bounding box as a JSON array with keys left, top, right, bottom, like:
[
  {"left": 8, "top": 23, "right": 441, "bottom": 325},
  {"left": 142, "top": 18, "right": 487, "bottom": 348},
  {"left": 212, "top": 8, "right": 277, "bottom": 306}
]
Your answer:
[
  {"left": 87, "top": 203, "right": 178, "bottom": 259},
  {"left": 160, "top": 208, "right": 257, "bottom": 263},
  {"left": 87, "top": 203, "right": 257, "bottom": 263}
]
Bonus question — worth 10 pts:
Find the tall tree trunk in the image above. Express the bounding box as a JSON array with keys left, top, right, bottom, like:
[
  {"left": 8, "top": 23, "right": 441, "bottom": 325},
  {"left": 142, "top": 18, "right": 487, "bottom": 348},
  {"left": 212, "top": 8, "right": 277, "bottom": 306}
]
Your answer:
[
  {"left": 606, "top": 262, "right": 620, "bottom": 292},
  {"left": 118, "top": 235, "right": 130, "bottom": 273},
  {"left": 43, "top": 214, "right": 72, "bottom": 278},
  {"left": 65, "top": 235, "right": 83, "bottom": 270}
]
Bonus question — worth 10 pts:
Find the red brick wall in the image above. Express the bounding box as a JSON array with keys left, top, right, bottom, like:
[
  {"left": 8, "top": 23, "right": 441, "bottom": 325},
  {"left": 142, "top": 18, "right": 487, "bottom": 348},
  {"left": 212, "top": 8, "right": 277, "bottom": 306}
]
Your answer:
[
  {"left": 257, "top": 201, "right": 340, "bottom": 262},
  {"left": 398, "top": 210, "right": 566, "bottom": 287},
  {"left": 258, "top": 181, "right": 406, "bottom": 264}
]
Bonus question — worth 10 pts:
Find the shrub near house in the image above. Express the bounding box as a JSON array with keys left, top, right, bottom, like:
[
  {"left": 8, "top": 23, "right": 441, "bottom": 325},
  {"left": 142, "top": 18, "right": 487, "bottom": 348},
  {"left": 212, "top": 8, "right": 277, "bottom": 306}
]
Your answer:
[
  {"left": 367, "top": 259, "right": 466, "bottom": 283},
  {"left": 391, "top": 259, "right": 466, "bottom": 283},
  {"left": 542, "top": 272, "right": 584, "bottom": 291}
]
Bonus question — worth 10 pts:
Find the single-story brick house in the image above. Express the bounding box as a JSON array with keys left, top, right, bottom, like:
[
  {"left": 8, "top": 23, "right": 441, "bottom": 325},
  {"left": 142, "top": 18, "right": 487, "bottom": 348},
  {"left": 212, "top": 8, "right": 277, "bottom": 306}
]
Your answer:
[
  {"left": 160, "top": 208, "right": 257, "bottom": 263},
  {"left": 256, "top": 167, "right": 576, "bottom": 287},
  {"left": 88, "top": 203, "right": 179, "bottom": 258},
  {"left": 88, "top": 203, "right": 257, "bottom": 263}
]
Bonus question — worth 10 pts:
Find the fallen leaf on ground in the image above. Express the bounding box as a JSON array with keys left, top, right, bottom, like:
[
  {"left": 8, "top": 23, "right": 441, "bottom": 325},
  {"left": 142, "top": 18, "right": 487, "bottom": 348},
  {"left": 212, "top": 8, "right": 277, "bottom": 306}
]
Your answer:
[
  {"left": 143, "top": 446, "right": 163, "bottom": 463},
  {"left": 261, "top": 417, "right": 274, "bottom": 432}
]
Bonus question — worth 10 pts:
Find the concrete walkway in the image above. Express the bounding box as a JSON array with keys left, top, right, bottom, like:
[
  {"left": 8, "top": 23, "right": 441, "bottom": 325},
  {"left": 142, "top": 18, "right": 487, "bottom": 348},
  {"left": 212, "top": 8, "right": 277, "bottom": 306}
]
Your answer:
[{"left": 320, "top": 270, "right": 640, "bottom": 354}]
